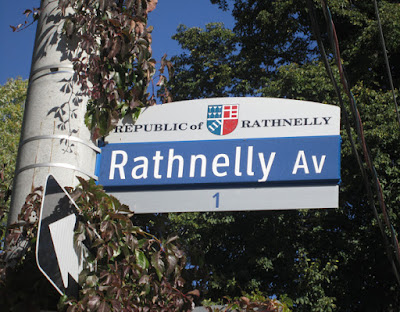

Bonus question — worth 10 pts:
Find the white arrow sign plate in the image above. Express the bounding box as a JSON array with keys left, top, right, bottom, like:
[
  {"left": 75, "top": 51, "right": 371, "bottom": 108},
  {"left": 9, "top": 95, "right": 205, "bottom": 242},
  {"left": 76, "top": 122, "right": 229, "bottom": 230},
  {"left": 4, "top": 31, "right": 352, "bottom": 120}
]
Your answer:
[{"left": 36, "top": 175, "right": 84, "bottom": 297}]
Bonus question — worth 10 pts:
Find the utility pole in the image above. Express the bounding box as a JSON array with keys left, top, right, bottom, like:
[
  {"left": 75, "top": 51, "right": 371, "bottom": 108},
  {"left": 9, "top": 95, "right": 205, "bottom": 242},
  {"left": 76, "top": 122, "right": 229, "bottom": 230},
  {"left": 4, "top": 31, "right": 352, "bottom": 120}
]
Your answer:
[{"left": 9, "top": 0, "right": 98, "bottom": 223}]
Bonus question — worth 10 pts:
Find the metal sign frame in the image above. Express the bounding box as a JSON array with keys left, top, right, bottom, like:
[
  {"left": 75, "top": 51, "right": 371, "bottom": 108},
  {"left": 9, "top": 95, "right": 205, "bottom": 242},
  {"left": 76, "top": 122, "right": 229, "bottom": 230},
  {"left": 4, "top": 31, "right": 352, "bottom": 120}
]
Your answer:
[{"left": 97, "top": 97, "right": 341, "bottom": 213}]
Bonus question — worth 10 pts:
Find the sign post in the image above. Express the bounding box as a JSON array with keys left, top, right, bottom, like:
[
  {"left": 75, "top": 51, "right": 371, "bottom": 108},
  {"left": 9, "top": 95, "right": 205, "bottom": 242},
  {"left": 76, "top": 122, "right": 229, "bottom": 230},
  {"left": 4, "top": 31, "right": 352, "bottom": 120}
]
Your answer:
[{"left": 96, "top": 97, "right": 341, "bottom": 213}]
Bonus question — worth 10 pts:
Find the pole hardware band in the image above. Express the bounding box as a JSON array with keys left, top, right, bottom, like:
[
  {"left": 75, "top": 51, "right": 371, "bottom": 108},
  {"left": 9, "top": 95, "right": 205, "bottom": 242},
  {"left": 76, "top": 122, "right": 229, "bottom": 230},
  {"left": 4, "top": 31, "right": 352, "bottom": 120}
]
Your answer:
[
  {"left": 29, "top": 64, "right": 75, "bottom": 83},
  {"left": 30, "top": 64, "right": 74, "bottom": 77},
  {"left": 15, "top": 162, "right": 98, "bottom": 181},
  {"left": 19, "top": 134, "right": 101, "bottom": 154}
]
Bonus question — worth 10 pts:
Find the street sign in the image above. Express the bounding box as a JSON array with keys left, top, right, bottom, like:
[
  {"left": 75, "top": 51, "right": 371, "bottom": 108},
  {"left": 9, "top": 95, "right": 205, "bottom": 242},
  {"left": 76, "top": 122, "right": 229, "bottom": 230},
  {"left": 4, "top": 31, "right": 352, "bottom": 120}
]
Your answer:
[
  {"left": 97, "top": 97, "right": 341, "bottom": 213},
  {"left": 36, "top": 175, "right": 85, "bottom": 297},
  {"left": 99, "top": 136, "right": 340, "bottom": 187}
]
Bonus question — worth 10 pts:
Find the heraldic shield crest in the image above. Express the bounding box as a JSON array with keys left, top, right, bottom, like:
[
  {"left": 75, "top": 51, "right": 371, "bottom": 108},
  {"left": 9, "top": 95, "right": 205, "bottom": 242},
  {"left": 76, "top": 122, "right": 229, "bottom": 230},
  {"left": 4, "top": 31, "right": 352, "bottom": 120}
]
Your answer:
[{"left": 207, "top": 104, "right": 239, "bottom": 135}]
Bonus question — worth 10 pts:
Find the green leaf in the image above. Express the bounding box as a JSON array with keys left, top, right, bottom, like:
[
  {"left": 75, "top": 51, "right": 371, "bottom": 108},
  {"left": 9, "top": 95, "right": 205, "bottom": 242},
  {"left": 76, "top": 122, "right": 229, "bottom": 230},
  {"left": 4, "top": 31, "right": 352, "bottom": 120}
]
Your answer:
[
  {"left": 151, "top": 251, "right": 165, "bottom": 280},
  {"left": 136, "top": 250, "right": 149, "bottom": 270}
]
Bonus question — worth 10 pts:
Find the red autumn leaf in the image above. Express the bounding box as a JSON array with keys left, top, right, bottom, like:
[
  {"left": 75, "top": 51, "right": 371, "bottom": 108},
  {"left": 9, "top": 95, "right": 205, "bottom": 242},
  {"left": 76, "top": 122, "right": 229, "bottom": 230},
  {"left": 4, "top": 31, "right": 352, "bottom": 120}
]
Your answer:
[
  {"left": 129, "top": 20, "right": 135, "bottom": 34},
  {"left": 23, "top": 9, "right": 32, "bottom": 17},
  {"left": 156, "top": 75, "right": 166, "bottom": 87},
  {"left": 146, "top": 0, "right": 158, "bottom": 13},
  {"left": 98, "top": 301, "right": 111, "bottom": 312},
  {"left": 108, "top": 38, "right": 121, "bottom": 59},
  {"left": 187, "top": 289, "right": 200, "bottom": 297},
  {"left": 87, "top": 295, "right": 101, "bottom": 310}
]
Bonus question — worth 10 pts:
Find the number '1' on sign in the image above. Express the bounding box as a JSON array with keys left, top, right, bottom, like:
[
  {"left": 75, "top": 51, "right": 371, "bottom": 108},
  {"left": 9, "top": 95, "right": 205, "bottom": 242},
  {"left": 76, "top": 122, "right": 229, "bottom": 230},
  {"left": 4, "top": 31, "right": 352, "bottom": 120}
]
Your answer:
[{"left": 213, "top": 192, "right": 220, "bottom": 208}]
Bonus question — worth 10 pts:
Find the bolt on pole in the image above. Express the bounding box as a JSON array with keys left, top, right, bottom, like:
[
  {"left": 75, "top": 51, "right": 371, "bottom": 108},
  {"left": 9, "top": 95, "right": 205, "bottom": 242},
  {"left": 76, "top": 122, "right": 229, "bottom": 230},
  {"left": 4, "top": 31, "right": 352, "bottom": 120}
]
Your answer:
[{"left": 9, "top": 0, "right": 98, "bottom": 224}]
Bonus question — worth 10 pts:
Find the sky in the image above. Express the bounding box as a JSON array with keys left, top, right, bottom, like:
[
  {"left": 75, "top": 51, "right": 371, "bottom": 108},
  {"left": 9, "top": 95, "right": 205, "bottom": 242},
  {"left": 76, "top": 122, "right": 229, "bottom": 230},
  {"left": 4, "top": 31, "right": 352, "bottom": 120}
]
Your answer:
[{"left": 0, "top": 0, "right": 234, "bottom": 85}]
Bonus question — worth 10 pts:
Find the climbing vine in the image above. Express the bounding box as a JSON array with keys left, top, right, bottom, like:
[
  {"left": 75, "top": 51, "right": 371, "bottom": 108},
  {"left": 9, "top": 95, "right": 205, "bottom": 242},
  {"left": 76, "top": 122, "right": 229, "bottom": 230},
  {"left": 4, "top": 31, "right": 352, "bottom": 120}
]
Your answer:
[
  {"left": 58, "top": 0, "right": 171, "bottom": 139},
  {"left": 0, "top": 179, "right": 196, "bottom": 311}
]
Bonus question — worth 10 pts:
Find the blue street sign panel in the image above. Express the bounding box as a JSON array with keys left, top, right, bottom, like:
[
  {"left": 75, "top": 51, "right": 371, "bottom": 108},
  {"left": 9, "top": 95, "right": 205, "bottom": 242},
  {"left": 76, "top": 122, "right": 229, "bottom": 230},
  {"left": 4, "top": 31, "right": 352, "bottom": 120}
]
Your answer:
[{"left": 98, "top": 136, "right": 340, "bottom": 189}]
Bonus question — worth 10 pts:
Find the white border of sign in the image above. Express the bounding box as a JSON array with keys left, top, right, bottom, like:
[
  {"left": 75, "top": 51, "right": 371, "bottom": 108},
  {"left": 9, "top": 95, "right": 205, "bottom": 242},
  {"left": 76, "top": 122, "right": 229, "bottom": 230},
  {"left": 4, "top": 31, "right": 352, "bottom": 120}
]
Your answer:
[{"left": 101, "top": 97, "right": 340, "bottom": 213}]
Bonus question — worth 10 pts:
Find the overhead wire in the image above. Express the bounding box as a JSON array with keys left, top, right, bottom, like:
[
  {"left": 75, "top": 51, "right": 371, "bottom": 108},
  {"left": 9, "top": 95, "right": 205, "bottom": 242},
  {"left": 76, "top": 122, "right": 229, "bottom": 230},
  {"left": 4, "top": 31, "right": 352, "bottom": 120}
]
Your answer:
[
  {"left": 305, "top": 0, "right": 365, "bottom": 185},
  {"left": 373, "top": 0, "right": 400, "bottom": 128},
  {"left": 320, "top": 0, "right": 392, "bottom": 237},
  {"left": 371, "top": 0, "right": 400, "bottom": 269},
  {"left": 306, "top": 0, "right": 383, "bottom": 238},
  {"left": 307, "top": 0, "right": 400, "bottom": 285},
  {"left": 326, "top": 0, "right": 400, "bottom": 284},
  {"left": 320, "top": 0, "right": 400, "bottom": 285}
]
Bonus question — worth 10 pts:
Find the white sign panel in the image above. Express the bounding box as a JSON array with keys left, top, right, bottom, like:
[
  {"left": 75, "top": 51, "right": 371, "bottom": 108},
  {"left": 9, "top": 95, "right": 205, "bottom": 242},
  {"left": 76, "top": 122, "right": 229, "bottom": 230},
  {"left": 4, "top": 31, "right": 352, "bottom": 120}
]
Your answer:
[{"left": 98, "top": 97, "right": 341, "bottom": 213}]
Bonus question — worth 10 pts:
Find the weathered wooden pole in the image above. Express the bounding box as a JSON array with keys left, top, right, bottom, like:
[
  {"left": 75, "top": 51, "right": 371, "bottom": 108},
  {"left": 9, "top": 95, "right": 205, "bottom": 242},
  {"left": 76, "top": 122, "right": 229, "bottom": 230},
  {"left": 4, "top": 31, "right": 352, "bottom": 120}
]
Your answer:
[{"left": 9, "top": 0, "right": 98, "bottom": 223}]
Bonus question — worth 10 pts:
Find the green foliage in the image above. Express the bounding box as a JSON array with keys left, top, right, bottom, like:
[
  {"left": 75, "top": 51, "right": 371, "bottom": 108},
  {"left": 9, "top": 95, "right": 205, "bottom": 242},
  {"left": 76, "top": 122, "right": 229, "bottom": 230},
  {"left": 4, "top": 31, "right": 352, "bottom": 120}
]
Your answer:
[
  {"left": 0, "top": 78, "right": 27, "bottom": 242},
  {"left": 210, "top": 0, "right": 400, "bottom": 92},
  {"left": 294, "top": 249, "right": 337, "bottom": 312},
  {"left": 202, "top": 290, "right": 292, "bottom": 311},
  {"left": 170, "top": 23, "right": 238, "bottom": 100},
  {"left": 260, "top": 61, "right": 340, "bottom": 104}
]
